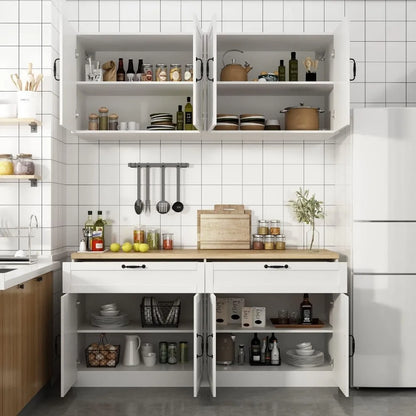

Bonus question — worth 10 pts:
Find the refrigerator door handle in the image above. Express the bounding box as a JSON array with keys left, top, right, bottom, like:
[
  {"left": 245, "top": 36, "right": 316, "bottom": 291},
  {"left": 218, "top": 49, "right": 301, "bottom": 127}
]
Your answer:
[{"left": 349, "top": 334, "right": 355, "bottom": 357}]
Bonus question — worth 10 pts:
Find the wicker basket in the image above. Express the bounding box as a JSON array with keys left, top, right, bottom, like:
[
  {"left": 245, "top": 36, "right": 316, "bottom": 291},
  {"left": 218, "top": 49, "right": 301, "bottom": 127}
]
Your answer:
[
  {"left": 141, "top": 297, "right": 181, "bottom": 327},
  {"left": 85, "top": 334, "right": 120, "bottom": 367}
]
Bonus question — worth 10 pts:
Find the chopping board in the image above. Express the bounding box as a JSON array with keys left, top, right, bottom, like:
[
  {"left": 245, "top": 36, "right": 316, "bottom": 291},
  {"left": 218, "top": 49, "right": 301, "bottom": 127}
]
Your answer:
[{"left": 197, "top": 204, "right": 251, "bottom": 249}]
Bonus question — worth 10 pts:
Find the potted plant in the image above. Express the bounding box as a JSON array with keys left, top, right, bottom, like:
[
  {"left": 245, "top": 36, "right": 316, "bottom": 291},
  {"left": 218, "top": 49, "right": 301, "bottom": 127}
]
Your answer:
[{"left": 289, "top": 188, "right": 325, "bottom": 250}]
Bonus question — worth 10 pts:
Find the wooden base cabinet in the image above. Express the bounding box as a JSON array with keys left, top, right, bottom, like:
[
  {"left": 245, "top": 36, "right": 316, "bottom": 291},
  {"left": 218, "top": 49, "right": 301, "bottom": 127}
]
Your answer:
[{"left": 0, "top": 273, "right": 52, "bottom": 416}]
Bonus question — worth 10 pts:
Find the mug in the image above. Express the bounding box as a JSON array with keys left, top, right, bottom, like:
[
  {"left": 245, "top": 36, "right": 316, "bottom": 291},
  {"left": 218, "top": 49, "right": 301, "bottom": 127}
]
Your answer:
[
  {"left": 127, "top": 121, "right": 137, "bottom": 130},
  {"left": 142, "top": 352, "right": 156, "bottom": 367},
  {"left": 119, "top": 121, "right": 127, "bottom": 130},
  {"left": 141, "top": 342, "right": 154, "bottom": 358}
]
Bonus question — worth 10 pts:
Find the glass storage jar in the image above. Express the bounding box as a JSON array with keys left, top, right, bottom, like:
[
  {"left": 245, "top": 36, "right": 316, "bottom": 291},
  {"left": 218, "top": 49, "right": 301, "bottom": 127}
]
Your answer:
[
  {"left": 155, "top": 64, "right": 168, "bottom": 81},
  {"left": 168, "top": 342, "right": 177, "bottom": 364},
  {"left": 88, "top": 113, "right": 99, "bottom": 130},
  {"left": 133, "top": 226, "right": 145, "bottom": 244},
  {"left": 146, "top": 229, "right": 160, "bottom": 250},
  {"left": 142, "top": 64, "right": 153, "bottom": 81},
  {"left": 184, "top": 64, "right": 193, "bottom": 81},
  {"left": 269, "top": 220, "right": 281, "bottom": 235},
  {"left": 108, "top": 113, "right": 119, "bottom": 130},
  {"left": 264, "top": 235, "right": 275, "bottom": 250},
  {"left": 163, "top": 233, "right": 173, "bottom": 250},
  {"left": 252, "top": 234, "right": 264, "bottom": 250},
  {"left": 275, "top": 234, "right": 286, "bottom": 250},
  {"left": 257, "top": 220, "right": 269, "bottom": 235},
  {"left": 14, "top": 154, "right": 35, "bottom": 175},
  {"left": 169, "top": 64, "right": 182, "bottom": 81},
  {"left": 0, "top": 154, "right": 13, "bottom": 175},
  {"left": 98, "top": 107, "right": 109, "bottom": 130}
]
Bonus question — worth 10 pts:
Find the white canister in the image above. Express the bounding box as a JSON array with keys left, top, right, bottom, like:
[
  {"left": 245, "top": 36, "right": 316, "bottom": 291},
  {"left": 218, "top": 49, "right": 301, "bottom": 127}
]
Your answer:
[{"left": 17, "top": 91, "right": 38, "bottom": 118}]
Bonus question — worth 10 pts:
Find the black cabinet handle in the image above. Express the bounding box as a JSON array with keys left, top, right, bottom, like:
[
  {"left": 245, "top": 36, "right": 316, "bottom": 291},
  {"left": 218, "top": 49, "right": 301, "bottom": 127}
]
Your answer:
[
  {"left": 206, "top": 57, "right": 214, "bottom": 81},
  {"left": 36, "top": 276, "right": 43, "bottom": 282},
  {"left": 350, "top": 58, "right": 356, "bottom": 81},
  {"left": 196, "top": 57, "right": 203, "bottom": 82},
  {"left": 206, "top": 334, "right": 213, "bottom": 358},
  {"left": 197, "top": 333, "right": 204, "bottom": 358},
  {"left": 53, "top": 58, "right": 60, "bottom": 81},
  {"left": 264, "top": 264, "right": 289, "bottom": 269},
  {"left": 121, "top": 264, "right": 146, "bottom": 269},
  {"left": 18, "top": 283, "right": 24, "bottom": 289},
  {"left": 349, "top": 335, "right": 355, "bottom": 357}
]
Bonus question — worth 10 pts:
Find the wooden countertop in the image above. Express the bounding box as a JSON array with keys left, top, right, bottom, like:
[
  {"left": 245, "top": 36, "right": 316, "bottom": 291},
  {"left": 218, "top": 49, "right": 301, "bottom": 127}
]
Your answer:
[{"left": 71, "top": 249, "right": 339, "bottom": 261}]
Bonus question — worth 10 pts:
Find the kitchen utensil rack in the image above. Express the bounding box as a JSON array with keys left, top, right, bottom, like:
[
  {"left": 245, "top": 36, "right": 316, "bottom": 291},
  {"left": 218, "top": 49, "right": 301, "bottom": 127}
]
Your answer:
[{"left": 128, "top": 163, "right": 189, "bottom": 169}]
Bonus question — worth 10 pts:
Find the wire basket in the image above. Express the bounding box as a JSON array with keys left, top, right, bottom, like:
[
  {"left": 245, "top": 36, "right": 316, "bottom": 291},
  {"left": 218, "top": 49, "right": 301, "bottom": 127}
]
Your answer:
[
  {"left": 141, "top": 297, "right": 181, "bottom": 327},
  {"left": 85, "top": 334, "right": 120, "bottom": 367}
]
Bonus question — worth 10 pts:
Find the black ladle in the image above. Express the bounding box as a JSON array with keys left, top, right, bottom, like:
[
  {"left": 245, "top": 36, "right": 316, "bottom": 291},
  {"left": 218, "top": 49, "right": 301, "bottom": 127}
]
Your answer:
[
  {"left": 172, "top": 166, "right": 184, "bottom": 212},
  {"left": 134, "top": 166, "right": 144, "bottom": 214}
]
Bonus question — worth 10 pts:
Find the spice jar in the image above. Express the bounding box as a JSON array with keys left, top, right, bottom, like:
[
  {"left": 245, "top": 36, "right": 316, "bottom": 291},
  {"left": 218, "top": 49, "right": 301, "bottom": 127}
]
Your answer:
[
  {"left": 0, "top": 154, "right": 13, "bottom": 175},
  {"left": 252, "top": 234, "right": 264, "bottom": 250},
  {"left": 269, "top": 220, "right": 281, "bottom": 235},
  {"left": 155, "top": 64, "right": 168, "bottom": 81},
  {"left": 257, "top": 220, "right": 269, "bottom": 235},
  {"left": 14, "top": 154, "right": 35, "bottom": 175},
  {"left": 109, "top": 113, "right": 119, "bottom": 130},
  {"left": 169, "top": 64, "right": 182, "bottom": 81},
  {"left": 168, "top": 342, "right": 177, "bottom": 364},
  {"left": 146, "top": 229, "right": 160, "bottom": 250},
  {"left": 133, "top": 226, "right": 145, "bottom": 244},
  {"left": 142, "top": 64, "right": 153, "bottom": 81},
  {"left": 163, "top": 233, "right": 173, "bottom": 250},
  {"left": 184, "top": 64, "right": 193, "bottom": 81},
  {"left": 88, "top": 113, "right": 99, "bottom": 130},
  {"left": 264, "top": 235, "right": 275, "bottom": 250},
  {"left": 98, "top": 107, "right": 109, "bottom": 130},
  {"left": 275, "top": 234, "right": 286, "bottom": 250}
]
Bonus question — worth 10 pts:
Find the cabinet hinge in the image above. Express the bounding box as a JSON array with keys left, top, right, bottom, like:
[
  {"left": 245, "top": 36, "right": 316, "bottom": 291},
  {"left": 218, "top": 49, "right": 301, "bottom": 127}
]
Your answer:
[{"left": 75, "top": 49, "right": 79, "bottom": 59}]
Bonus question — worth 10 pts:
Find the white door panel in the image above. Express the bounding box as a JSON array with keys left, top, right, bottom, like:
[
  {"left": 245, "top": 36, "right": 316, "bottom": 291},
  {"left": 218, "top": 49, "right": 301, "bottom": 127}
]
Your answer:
[
  {"left": 207, "top": 293, "right": 216, "bottom": 397},
  {"left": 193, "top": 19, "right": 204, "bottom": 131},
  {"left": 206, "top": 18, "right": 217, "bottom": 131}
]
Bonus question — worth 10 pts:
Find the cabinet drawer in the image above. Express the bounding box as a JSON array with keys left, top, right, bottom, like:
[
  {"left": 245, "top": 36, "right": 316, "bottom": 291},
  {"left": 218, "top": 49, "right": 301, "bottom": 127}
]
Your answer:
[
  {"left": 207, "top": 261, "right": 347, "bottom": 293},
  {"left": 63, "top": 262, "right": 204, "bottom": 293}
]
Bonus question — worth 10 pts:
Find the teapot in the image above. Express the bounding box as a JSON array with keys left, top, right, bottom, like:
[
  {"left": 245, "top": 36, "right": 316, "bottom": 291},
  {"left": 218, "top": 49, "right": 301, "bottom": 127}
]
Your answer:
[{"left": 220, "top": 49, "right": 252, "bottom": 81}]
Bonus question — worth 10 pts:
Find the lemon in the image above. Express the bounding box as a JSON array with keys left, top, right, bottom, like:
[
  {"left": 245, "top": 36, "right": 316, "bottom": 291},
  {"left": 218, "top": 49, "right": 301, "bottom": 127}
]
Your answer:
[
  {"left": 133, "top": 243, "right": 141, "bottom": 252},
  {"left": 122, "top": 242, "right": 133, "bottom": 252},
  {"left": 138, "top": 243, "right": 149, "bottom": 253},
  {"left": 110, "top": 243, "right": 120, "bottom": 252}
]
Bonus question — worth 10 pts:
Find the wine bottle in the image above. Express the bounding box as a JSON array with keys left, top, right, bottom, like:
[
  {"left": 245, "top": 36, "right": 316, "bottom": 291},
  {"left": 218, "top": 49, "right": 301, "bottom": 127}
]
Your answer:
[
  {"left": 289, "top": 52, "right": 298, "bottom": 81},
  {"left": 117, "top": 58, "right": 125, "bottom": 81},
  {"left": 92, "top": 210, "right": 105, "bottom": 251},
  {"left": 184, "top": 96, "right": 193, "bottom": 130},
  {"left": 136, "top": 59, "right": 143, "bottom": 81},
  {"left": 260, "top": 337, "right": 267, "bottom": 364},
  {"left": 176, "top": 105, "right": 184, "bottom": 130},
  {"left": 126, "top": 59, "right": 135, "bottom": 82},
  {"left": 278, "top": 59, "right": 286, "bottom": 81},
  {"left": 300, "top": 293, "right": 313, "bottom": 324},
  {"left": 271, "top": 340, "right": 280, "bottom": 366},
  {"left": 250, "top": 333, "right": 261, "bottom": 365}
]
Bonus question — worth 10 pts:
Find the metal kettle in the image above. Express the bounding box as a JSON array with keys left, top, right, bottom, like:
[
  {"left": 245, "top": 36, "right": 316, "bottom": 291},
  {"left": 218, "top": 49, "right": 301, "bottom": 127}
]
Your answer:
[
  {"left": 216, "top": 333, "right": 235, "bottom": 365},
  {"left": 220, "top": 49, "right": 252, "bottom": 81}
]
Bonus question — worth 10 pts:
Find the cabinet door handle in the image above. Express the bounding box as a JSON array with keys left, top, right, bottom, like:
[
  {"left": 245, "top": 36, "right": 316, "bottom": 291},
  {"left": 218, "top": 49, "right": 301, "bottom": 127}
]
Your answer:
[
  {"left": 121, "top": 264, "right": 146, "bottom": 269},
  {"left": 196, "top": 57, "right": 203, "bottom": 82},
  {"left": 206, "top": 57, "right": 214, "bottom": 81},
  {"left": 206, "top": 334, "right": 213, "bottom": 358},
  {"left": 53, "top": 58, "right": 60, "bottom": 81},
  {"left": 264, "top": 264, "right": 289, "bottom": 269},
  {"left": 349, "top": 335, "right": 355, "bottom": 357},
  {"left": 350, "top": 58, "right": 356, "bottom": 81},
  {"left": 18, "top": 283, "right": 24, "bottom": 289},
  {"left": 36, "top": 276, "right": 43, "bottom": 282},
  {"left": 197, "top": 334, "right": 204, "bottom": 358}
]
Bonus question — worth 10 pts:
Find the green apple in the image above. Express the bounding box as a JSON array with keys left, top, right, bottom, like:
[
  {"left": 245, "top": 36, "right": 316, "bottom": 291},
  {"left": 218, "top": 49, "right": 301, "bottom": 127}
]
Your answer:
[
  {"left": 138, "top": 243, "right": 149, "bottom": 253},
  {"left": 110, "top": 243, "right": 120, "bottom": 252},
  {"left": 133, "top": 243, "right": 141, "bottom": 252},
  {"left": 122, "top": 242, "right": 133, "bottom": 252}
]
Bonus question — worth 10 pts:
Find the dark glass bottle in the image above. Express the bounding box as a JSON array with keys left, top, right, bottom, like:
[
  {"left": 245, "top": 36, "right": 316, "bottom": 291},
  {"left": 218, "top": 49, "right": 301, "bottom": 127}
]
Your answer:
[
  {"left": 300, "top": 293, "right": 313, "bottom": 324},
  {"left": 184, "top": 96, "right": 193, "bottom": 130},
  {"left": 250, "top": 333, "right": 261, "bottom": 365},
  {"left": 289, "top": 52, "right": 298, "bottom": 81},
  {"left": 136, "top": 59, "right": 143, "bottom": 81},
  {"left": 117, "top": 58, "right": 125, "bottom": 81},
  {"left": 278, "top": 59, "right": 286, "bottom": 81},
  {"left": 176, "top": 105, "right": 184, "bottom": 130},
  {"left": 126, "top": 59, "right": 135, "bottom": 81}
]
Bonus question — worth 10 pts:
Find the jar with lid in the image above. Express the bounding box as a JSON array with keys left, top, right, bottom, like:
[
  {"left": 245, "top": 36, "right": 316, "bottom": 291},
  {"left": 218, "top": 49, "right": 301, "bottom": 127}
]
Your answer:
[
  {"left": 184, "top": 64, "right": 193, "bottom": 81},
  {"left": 155, "top": 64, "right": 168, "bottom": 81},
  {"left": 0, "top": 154, "right": 13, "bottom": 175},
  {"left": 264, "top": 235, "right": 275, "bottom": 250},
  {"left": 14, "top": 154, "right": 35, "bottom": 175},
  {"left": 133, "top": 226, "right": 145, "bottom": 244},
  {"left": 108, "top": 113, "right": 119, "bottom": 130},
  {"left": 167, "top": 342, "right": 177, "bottom": 364},
  {"left": 88, "top": 113, "right": 99, "bottom": 130},
  {"left": 142, "top": 64, "right": 153, "bottom": 81},
  {"left": 98, "top": 107, "right": 109, "bottom": 130},
  {"left": 252, "top": 234, "right": 264, "bottom": 250},
  {"left": 146, "top": 229, "right": 160, "bottom": 250},
  {"left": 163, "top": 233, "right": 173, "bottom": 250},
  {"left": 169, "top": 64, "right": 182, "bottom": 81},
  {"left": 257, "top": 220, "right": 269, "bottom": 235},
  {"left": 269, "top": 220, "right": 281, "bottom": 235},
  {"left": 275, "top": 234, "right": 286, "bottom": 250}
]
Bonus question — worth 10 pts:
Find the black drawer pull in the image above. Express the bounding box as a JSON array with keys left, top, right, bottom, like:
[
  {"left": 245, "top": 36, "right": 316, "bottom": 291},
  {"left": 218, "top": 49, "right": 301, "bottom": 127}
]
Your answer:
[
  {"left": 18, "top": 283, "right": 24, "bottom": 289},
  {"left": 36, "top": 276, "right": 43, "bottom": 282},
  {"left": 121, "top": 264, "right": 146, "bottom": 269},
  {"left": 264, "top": 264, "right": 289, "bottom": 269}
]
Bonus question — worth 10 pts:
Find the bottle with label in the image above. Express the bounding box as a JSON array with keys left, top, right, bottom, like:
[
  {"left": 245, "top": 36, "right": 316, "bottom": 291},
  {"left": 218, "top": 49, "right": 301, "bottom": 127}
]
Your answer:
[
  {"left": 126, "top": 59, "right": 135, "bottom": 81},
  {"left": 92, "top": 210, "right": 105, "bottom": 251},
  {"left": 260, "top": 337, "right": 268, "bottom": 364},
  {"left": 289, "top": 52, "right": 298, "bottom": 81},
  {"left": 237, "top": 344, "right": 245, "bottom": 365},
  {"left": 184, "top": 96, "right": 193, "bottom": 130},
  {"left": 278, "top": 59, "right": 285, "bottom": 81},
  {"left": 176, "top": 105, "right": 184, "bottom": 130},
  {"left": 117, "top": 58, "right": 125, "bottom": 81},
  {"left": 300, "top": 293, "right": 313, "bottom": 324},
  {"left": 84, "top": 210, "right": 95, "bottom": 250},
  {"left": 271, "top": 340, "right": 281, "bottom": 366},
  {"left": 250, "top": 333, "right": 261, "bottom": 365},
  {"left": 136, "top": 59, "right": 143, "bottom": 81}
]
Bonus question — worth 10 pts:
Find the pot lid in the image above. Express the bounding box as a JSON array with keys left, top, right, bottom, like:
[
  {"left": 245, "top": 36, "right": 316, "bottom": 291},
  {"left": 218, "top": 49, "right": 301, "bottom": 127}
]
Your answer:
[{"left": 283, "top": 103, "right": 320, "bottom": 110}]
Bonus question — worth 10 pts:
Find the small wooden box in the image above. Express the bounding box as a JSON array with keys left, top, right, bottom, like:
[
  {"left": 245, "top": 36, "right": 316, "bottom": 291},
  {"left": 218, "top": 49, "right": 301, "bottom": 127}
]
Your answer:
[{"left": 197, "top": 204, "right": 251, "bottom": 249}]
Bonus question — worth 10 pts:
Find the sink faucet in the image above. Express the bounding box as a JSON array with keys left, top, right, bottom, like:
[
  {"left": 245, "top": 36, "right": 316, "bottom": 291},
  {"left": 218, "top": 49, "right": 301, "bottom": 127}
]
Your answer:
[{"left": 28, "top": 214, "right": 38, "bottom": 263}]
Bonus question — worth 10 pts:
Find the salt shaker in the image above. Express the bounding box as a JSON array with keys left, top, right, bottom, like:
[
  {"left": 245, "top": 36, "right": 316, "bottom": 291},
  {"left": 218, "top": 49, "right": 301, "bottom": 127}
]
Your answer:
[{"left": 79, "top": 239, "right": 87, "bottom": 252}]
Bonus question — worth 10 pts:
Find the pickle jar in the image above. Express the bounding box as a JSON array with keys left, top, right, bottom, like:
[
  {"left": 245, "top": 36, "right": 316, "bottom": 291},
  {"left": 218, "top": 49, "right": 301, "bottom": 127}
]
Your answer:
[
  {"left": 169, "top": 64, "right": 182, "bottom": 81},
  {"left": 142, "top": 64, "right": 153, "bottom": 81},
  {"left": 14, "top": 154, "right": 34, "bottom": 175},
  {"left": 264, "top": 235, "right": 275, "bottom": 250},
  {"left": 88, "top": 113, "right": 99, "bottom": 130},
  {"left": 275, "top": 234, "right": 286, "bottom": 250},
  {"left": 163, "top": 233, "right": 173, "bottom": 250},
  {"left": 269, "top": 220, "right": 281, "bottom": 235},
  {"left": 0, "top": 154, "right": 14, "bottom": 175},
  {"left": 133, "top": 226, "right": 145, "bottom": 244},
  {"left": 146, "top": 229, "right": 160, "bottom": 249},
  {"left": 98, "top": 107, "right": 109, "bottom": 130},
  {"left": 109, "top": 113, "right": 119, "bottom": 130},
  {"left": 155, "top": 64, "right": 168, "bottom": 81},
  {"left": 252, "top": 234, "right": 264, "bottom": 250},
  {"left": 184, "top": 64, "right": 193, "bottom": 81},
  {"left": 257, "top": 220, "right": 269, "bottom": 235}
]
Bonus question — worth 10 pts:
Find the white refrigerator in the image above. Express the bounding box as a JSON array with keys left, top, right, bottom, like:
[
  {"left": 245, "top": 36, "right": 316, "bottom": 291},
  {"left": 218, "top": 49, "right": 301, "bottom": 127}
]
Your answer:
[{"left": 352, "top": 108, "right": 416, "bottom": 387}]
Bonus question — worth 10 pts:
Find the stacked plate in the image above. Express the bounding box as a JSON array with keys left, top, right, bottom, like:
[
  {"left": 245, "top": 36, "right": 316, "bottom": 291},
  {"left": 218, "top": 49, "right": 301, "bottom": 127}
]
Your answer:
[
  {"left": 215, "top": 114, "right": 239, "bottom": 130},
  {"left": 91, "top": 303, "right": 129, "bottom": 328},
  {"left": 240, "top": 114, "right": 265, "bottom": 130},
  {"left": 285, "top": 342, "right": 324, "bottom": 367},
  {"left": 147, "top": 113, "right": 175, "bottom": 130}
]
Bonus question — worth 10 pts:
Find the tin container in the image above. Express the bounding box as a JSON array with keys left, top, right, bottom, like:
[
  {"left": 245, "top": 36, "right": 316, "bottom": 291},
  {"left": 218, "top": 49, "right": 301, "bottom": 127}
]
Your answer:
[
  {"left": 179, "top": 341, "right": 188, "bottom": 363},
  {"left": 159, "top": 342, "right": 168, "bottom": 364}
]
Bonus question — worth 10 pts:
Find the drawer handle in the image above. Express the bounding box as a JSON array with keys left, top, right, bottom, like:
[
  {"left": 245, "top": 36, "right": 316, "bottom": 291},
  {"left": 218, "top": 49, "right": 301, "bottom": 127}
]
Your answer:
[
  {"left": 36, "top": 276, "right": 43, "bottom": 282},
  {"left": 197, "top": 334, "right": 204, "bottom": 358},
  {"left": 18, "top": 283, "right": 24, "bottom": 289},
  {"left": 264, "top": 264, "right": 289, "bottom": 269},
  {"left": 121, "top": 264, "right": 146, "bottom": 269}
]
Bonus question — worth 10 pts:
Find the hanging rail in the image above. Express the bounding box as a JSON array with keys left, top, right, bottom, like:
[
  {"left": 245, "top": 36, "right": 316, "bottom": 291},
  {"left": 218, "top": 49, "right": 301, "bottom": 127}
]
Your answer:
[{"left": 128, "top": 163, "right": 189, "bottom": 168}]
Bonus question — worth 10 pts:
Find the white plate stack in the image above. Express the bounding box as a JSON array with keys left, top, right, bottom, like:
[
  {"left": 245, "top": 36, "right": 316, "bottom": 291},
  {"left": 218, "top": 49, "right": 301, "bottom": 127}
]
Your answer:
[
  {"left": 285, "top": 342, "right": 324, "bottom": 367},
  {"left": 90, "top": 303, "right": 129, "bottom": 328}
]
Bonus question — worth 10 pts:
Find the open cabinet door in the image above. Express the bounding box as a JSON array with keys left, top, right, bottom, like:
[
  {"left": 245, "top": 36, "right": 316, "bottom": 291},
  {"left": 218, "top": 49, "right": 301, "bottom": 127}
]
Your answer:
[
  {"left": 193, "top": 19, "right": 204, "bottom": 131},
  {"left": 206, "top": 18, "right": 217, "bottom": 131},
  {"left": 207, "top": 293, "right": 216, "bottom": 397},
  {"left": 193, "top": 294, "right": 204, "bottom": 397},
  {"left": 329, "top": 293, "right": 349, "bottom": 397},
  {"left": 61, "top": 293, "right": 78, "bottom": 397},
  {"left": 59, "top": 14, "right": 77, "bottom": 131}
]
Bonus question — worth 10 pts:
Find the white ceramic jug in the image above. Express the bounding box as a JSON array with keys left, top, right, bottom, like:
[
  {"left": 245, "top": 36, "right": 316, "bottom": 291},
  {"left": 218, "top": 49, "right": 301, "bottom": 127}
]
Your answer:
[{"left": 123, "top": 335, "right": 141, "bottom": 366}]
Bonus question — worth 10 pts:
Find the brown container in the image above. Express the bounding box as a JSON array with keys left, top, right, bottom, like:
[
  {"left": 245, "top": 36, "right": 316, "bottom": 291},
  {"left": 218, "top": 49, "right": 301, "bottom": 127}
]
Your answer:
[
  {"left": 197, "top": 204, "right": 251, "bottom": 249},
  {"left": 280, "top": 104, "right": 324, "bottom": 130}
]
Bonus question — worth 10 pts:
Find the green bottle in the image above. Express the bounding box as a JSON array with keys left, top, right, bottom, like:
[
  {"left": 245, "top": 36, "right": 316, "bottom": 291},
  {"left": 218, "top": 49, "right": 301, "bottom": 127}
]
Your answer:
[
  {"left": 184, "top": 96, "right": 193, "bottom": 130},
  {"left": 176, "top": 105, "right": 184, "bottom": 130},
  {"left": 289, "top": 52, "right": 298, "bottom": 81},
  {"left": 278, "top": 59, "right": 285, "bottom": 81}
]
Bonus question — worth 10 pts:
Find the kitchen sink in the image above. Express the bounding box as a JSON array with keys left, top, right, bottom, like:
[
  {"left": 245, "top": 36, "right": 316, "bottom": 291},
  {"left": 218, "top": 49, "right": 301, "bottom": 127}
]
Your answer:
[{"left": 0, "top": 268, "right": 16, "bottom": 273}]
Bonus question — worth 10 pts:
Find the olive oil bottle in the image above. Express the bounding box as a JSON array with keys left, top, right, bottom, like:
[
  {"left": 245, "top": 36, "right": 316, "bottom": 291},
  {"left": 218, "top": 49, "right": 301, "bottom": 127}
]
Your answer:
[
  {"left": 289, "top": 52, "right": 298, "bottom": 81},
  {"left": 278, "top": 59, "right": 286, "bottom": 81},
  {"left": 184, "top": 96, "right": 193, "bottom": 130}
]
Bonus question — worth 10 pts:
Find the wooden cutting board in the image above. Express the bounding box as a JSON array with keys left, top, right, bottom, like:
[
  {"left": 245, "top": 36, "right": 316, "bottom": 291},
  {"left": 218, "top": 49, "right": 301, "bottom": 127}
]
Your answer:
[{"left": 197, "top": 204, "right": 251, "bottom": 249}]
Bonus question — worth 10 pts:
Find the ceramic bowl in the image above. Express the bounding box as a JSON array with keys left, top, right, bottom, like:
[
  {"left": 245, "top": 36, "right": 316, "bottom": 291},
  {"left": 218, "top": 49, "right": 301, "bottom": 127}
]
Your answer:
[
  {"left": 296, "top": 348, "right": 315, "bottom": 356},
  {"left": 100, "top": 309, "right": 120, "bottom": 317}
]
